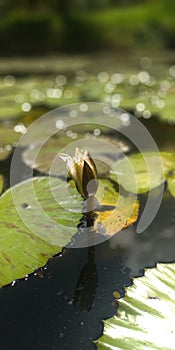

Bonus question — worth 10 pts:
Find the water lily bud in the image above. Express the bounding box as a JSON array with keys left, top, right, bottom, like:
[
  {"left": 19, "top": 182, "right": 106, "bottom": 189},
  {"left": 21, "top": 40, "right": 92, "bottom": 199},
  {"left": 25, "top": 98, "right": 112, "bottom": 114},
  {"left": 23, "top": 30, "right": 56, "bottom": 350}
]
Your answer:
[{"left": 59, "top": 148, "right": 98, "bottom": 199}]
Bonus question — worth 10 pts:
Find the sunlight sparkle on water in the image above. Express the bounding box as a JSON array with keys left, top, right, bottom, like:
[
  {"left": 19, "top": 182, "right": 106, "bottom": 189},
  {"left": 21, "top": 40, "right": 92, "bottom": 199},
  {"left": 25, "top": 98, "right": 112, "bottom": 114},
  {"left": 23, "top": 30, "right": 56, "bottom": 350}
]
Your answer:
[
  {"left": 139, "top": 56, "right": 152, "bottom": 69},
  {"left": 66, "top": 129, "right": 77, "bottom": 139},
  {"left": 146, "top": 75, "right": 156, "bottom": 86},
  {"left": 97, "top": 72, "right": 109, "bottom": 83},
  {"left": 156, "top": 99, "right": 165, "bottom": 109},
  {"left": 138, "top": 71, "right": 150, "bottom": 84},
  {"left": 120, "top": 113, "right": 130, "bottom": 126},
  {"left": 80, "top": 103, "right": 88, "bottom": 112},
  {"left": 143, "top": 110, "right": 151, "bottom": 119},
  {"left": 111, "top": 93, "right": 123, "bottom": 107},
  {"left": 64, "top": 89, "right": 73, "bottom": 99},
  {"left": 103, "top": 106, "right": 111, "bottom": 115},
  {"left": 69, "top": 109, "right": 78, "bottom": 118},
  {"left": 21, "top": 102, "right": 31, "bottom": 112},
  {"left": 93, "top": 128, "right": 101, "bottom": 136},
  {"left": 129, "top": 75, "right": 139, "bottom": 86},
  {"left": 15, "top": 94, "right": 24, "bottom": 103},
  {"left": 56, "top": 119, "right": 65, "bottom": 130},
  {"left": 104, "top": 82, "right": 115, "bottom": 93},
  {"left": 30, "top": 89, "right": 45, "bottom": 101},
  {"left": 14, "top": 124, "right": 27, "bottom": 134},
  {"left": 4, "top": 75, "right": 16, "bottom": 87},
  {"left": 46, "top": 88, "right": 62, "bottom": 98},
  {"left": 158, "top": 89, "right": 167, "bottom": 97},
  {"left": 169, "top": 65, "right": 175, "bottom": 78},
  {"left": 111, "top": 73, "right": 124, "bottom": 84},
  {"left": 5, "top": 145, "right": 12, "bottom": 151},
  {"left": 160, "top": 80, "right": 171, "bottom": 91},
  {"left": 136, "top": 102, "right": 145, "bottom": 112},
  {"left": 56, "top": 75, "right": 67, "bottom": 86}
]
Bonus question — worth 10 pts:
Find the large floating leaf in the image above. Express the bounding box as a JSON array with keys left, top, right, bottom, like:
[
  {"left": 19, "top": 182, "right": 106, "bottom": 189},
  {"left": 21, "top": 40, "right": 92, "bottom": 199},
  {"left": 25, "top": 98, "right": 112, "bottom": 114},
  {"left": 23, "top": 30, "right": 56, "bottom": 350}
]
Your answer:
[
  {"left": 0, "top": 176, "right": 82, "bottom": 287},
  {"left": 0, "top": 176, "right": 138, "bottom": 286},
  {"left": 0, "top": 124, "right": 32, "bottom": 160},
  {"left": 96, "top": 262, "right": 175, "bottom": 350},
  {"left": 0, "top": 105, "right": 22, "bottom": 121},
  {"left": 0, "top": 127, "right": 23, "bottom": 159},
  {"left": 111, "top": 152, "right": 175, "bottom": 197},
  {"left": 0, "top": 127, "right": 22, "bottom": 147}
]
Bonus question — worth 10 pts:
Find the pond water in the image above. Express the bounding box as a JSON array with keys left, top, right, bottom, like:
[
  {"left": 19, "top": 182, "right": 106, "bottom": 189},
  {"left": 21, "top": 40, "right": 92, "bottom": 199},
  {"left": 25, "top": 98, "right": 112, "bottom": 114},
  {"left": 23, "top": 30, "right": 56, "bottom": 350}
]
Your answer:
[{"left": 0, "top": 53, "right": 175, "bottom": 350}]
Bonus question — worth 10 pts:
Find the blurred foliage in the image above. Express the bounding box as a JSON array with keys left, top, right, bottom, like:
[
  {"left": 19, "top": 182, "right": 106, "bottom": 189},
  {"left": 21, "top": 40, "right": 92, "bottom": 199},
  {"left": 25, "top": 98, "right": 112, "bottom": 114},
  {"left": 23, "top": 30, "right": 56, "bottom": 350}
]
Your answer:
[{"left": 0, "top": 0, "right": 174, "bottom": 54}]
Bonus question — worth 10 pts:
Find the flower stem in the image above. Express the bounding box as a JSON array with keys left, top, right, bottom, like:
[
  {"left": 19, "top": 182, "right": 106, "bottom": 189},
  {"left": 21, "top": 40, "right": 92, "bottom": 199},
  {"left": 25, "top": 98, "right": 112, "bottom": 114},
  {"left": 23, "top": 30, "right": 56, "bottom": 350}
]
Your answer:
[{"left": 84, "top": 195, "right": 95, "bottom": 227}]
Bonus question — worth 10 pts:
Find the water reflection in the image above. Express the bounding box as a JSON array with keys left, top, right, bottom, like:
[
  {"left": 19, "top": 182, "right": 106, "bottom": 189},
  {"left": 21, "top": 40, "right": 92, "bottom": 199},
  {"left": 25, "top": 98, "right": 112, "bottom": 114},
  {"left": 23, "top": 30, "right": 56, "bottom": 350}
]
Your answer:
[
  {"left": 110, "top": 193, "right": 175, "bottom": 276},
  {"left": 74, "top": 247, "right": 98, "bottom": 312}
]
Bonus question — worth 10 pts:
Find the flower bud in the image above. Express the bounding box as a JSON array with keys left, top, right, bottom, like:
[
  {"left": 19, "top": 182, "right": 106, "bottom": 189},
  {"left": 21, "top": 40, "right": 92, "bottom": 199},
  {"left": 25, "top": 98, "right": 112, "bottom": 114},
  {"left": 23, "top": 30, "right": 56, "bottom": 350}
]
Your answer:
[{"left": 59, "top": 148, "right": 98, "bottom": 199}]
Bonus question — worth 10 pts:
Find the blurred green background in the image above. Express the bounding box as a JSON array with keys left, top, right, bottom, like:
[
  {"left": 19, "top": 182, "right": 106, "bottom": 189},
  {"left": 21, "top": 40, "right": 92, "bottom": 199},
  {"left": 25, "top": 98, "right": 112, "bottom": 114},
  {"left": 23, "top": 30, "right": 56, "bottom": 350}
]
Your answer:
[
  {"left": 0, "top": 0, "right": 174, "bottom": 157},
  {"left": 0, "top": 0, "right": 174, "bottom": 54}
]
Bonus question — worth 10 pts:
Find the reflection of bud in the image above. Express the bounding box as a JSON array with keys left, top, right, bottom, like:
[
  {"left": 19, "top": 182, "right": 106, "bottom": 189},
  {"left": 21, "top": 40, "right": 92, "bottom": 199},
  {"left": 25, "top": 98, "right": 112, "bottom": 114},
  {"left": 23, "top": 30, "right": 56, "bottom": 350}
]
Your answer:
[
  {"left": 59, "top": 148, "right": 98, "bottom": 199},
  {"left": 74, "top": 246, "right": 98, "bottom": 311}
]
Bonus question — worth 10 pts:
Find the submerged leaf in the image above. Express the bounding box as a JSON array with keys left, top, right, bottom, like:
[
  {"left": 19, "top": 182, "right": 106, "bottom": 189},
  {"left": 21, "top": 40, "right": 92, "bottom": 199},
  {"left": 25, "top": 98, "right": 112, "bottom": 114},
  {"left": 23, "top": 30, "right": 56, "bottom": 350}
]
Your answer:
[
  {"left": 96, "top": 262, "right": 175, "bottom": 350},
  {"left": 111, "top": 152, "right": 175, "bottom": 197},
  {"left": 94, "top": 179, "right": 139, "bottom": 236}
]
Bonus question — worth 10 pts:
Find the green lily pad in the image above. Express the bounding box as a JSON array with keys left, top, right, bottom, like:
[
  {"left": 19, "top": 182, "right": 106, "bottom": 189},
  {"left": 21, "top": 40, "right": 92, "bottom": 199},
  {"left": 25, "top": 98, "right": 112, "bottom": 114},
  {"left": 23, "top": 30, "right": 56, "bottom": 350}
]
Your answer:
[
  {"left": 22, "top": 129, "right": 129, "bottom": 176},
  {"left": 0, "top": 126, "right": 26, "bottom": 159},
  {"left": 0, "top": 127, "right": 19, "bottom": 147},
  {"left": 96, "top": 262, "right": 175, "bottom": 350},
  {"left": 111, "top": 152, "right": 175, "bottom": 197},
  {"left": 0, "top": 176, "right": 82, "bottom": 287},
  {"left": 0, "top": 126, "right": 19, "bottom": 161}
]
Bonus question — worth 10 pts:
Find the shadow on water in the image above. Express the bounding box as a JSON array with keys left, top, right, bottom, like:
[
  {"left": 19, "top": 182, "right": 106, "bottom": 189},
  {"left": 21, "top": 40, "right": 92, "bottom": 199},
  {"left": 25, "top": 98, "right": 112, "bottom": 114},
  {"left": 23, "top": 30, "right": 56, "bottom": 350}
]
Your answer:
[{"left": 0, "top": 117, "right": 175, "bottom": 350}]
